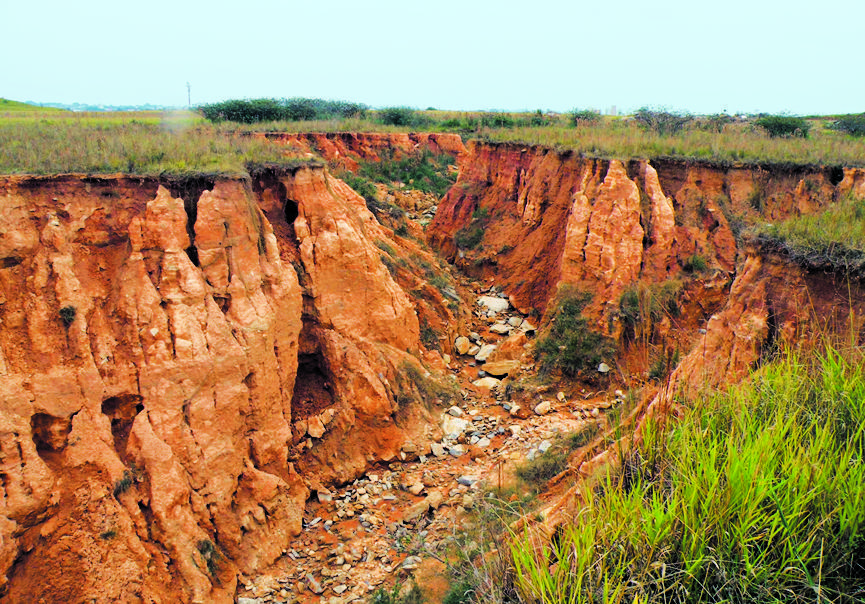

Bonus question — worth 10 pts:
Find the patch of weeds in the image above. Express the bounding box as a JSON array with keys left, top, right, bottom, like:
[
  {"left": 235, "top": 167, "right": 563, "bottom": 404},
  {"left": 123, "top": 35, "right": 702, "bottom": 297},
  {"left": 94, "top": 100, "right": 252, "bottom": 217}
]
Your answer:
[
  {"left": 648, "top": 348, "right": 681, "bottom": 381},
  {"left": 369, "top": 581, "right": 424, "bottom": 604},
  {"left": 515, "top": 450, "right": 568, "bottom": 489},
  {"left": 682, "top": 253, "right": 708, "bottom": 273},
  {"left": 454, "top": 207, "right": 490, "bottom": 250},
  {"left": 618, "top": 279, "right": 682, "bottom": 343},
  {"left": 375, "top": 240, "right": 396, "bottom": 256},
  {"left": 196, "top": 539, "right": 221, "bottom": 576},
  {"left": 442, "top": 580, "right": 475, "bottom": 604},
  {"left": 396, "top": 360, "right": 458, "bottom": 409},
  {"left": 59, "top": 305, "right": 76, "bottom": 327},
  {"left": 535, "top": 286, "right": 615, "bottom": 378},
  {"left": 747, "top": 186, "right": 766, "bottom": 212},
  {"left": 355, "top": 150, "right": 456, "bottom": 197},
  {"left": 516, "top": 423, "right": 600, "bottom": 491},
  {"left": 99, "top": 529, "right": 117, "bottom": 540},
  {"left": 112, "top": 470, "right": 135, "bottom": 497},
  {"left": 420, "top": 318, "right": 439, "bottom": 350},
  {"left": 394, "top": 222, "right": 409, "bottom": 237}
]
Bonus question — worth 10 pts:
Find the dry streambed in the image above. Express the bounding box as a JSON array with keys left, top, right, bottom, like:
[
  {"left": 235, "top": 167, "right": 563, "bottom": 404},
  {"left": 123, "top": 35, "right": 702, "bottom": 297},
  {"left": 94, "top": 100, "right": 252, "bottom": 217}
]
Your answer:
[{"left": 241, "top": 284, "right": 623, "bottom": 603}]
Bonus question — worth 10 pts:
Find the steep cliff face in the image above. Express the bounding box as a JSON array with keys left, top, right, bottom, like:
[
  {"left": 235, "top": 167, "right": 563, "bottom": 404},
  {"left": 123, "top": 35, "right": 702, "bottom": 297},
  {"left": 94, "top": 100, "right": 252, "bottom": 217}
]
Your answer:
[
  {"left": 0, "top": 167, "right": 445, "bottom": 603},
  {"left": 259, "top": 132, "right": 466, "bottom": 171},
  {"left": 429, "top": 141, "right": 864, "bottom": 329}
]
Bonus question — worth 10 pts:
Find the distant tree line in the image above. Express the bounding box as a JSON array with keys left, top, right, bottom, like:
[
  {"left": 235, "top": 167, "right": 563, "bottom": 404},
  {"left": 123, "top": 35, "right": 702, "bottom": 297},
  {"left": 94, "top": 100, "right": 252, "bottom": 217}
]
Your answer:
[{"left": 197, "top": 98, "right": 367, "bottom": 123}]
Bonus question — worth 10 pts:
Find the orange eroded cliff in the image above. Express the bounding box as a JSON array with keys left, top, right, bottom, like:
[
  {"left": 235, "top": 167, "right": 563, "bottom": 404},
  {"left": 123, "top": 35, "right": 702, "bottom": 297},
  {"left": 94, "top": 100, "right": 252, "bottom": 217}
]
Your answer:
[
  {"left": 0, "top": 166, "right": 447, "bottom": 603},
  {"left": 428, "top": 141, "right": 864, "bottom": 332},
  {"left": 257, "top": 132, "right": 466, "bottom": 172}
]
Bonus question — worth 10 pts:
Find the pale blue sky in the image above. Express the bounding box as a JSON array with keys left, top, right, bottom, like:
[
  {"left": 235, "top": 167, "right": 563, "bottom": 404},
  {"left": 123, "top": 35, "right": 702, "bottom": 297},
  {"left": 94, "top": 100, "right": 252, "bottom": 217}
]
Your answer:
[{"left": 3, "top": 0, "right": 863, "bottom": 115}]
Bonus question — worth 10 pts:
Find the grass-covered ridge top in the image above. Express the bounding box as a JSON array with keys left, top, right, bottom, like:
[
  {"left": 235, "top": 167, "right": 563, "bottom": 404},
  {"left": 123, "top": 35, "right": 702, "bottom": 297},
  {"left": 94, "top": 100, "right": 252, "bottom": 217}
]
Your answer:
[{"left": 0, "top": 112, "right": 316, "bottom": 177}]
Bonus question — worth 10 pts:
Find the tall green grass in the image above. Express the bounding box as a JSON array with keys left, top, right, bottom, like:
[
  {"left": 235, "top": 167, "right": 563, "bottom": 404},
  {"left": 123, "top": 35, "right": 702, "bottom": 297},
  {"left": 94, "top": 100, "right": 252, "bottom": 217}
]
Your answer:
[{"left": 510, "top": 347, "right": 865, "bottom": 603}]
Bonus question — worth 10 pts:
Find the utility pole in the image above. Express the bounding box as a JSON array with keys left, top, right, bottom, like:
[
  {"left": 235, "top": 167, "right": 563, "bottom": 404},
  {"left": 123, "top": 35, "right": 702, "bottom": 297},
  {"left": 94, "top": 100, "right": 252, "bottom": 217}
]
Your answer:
[{"left": 186, "top": 82, "right": 191, "bottom": 108}]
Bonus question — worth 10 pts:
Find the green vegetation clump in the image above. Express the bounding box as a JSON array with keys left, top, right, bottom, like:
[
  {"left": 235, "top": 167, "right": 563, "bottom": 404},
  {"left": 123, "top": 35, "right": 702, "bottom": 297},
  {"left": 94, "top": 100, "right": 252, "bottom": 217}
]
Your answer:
[
  {"left": 198, "top": 97, "right": 366, "bottom": 123},
  {"left": 395, "top": 360, "right": 459, "bottom": 410},
  {"left": 112, "top": 470, "right": 135, "bottom": 497},
  {"left": 369, "top": 582, "right": 423, "bottom": 604},
  {"left": 377, "top": 106, "right": 426, "bottom": 127},
  {"left": 510, "top": 346, "right": 865, "bottom": 603},
  {"left": 59, "top": 305, "right": 76, "bottom": 327},
  {"left": 535, "top": 286, "right": 615, "bottom": 378},
  {"left": 681, "top": 253, "right": 708, "bottom": 273},
  {"left": 570, "top": 109, "right": 601, "bottom": 127},
  {"left": 830, "top": 113, "right": 865, "bottom": 137},
  {"left": 356, "top": 151, "right": 456, "bottom": 197},
  {"left": 755, "top": 194, "right": 865, "bottom": 277},
  {"left": 755, "top": 114, "right": 811, "bottom": 138}
]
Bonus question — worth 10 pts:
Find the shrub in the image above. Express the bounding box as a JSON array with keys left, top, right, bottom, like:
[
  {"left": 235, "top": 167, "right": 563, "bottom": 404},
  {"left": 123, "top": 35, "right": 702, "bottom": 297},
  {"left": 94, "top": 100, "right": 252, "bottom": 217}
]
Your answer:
[
  {"left": 59, "top": 305, "right": 76, "bottom": 327},
  {"left": 830, "top": 113, "right": 865, "bottom": 137},
  {"left": 755, "top": 114, "right": 811, "bottom": 138},
  {"left": 197, "top": 97, "right": 369, "bottom": 124},
  {"left": 535, "top": 286, "right": 615, "bottom": 378},
  {"left": 569, "top": 109, "right": 601, "bottom": 127},
  {"left": 377, "top": 106, "right": 421, "bottom": 127},
  {"left": 633, "top": 108, "right": 693, "bottom": 135},
  {"left": 517, "top": 424, "right": 601, "bottom": 491}
]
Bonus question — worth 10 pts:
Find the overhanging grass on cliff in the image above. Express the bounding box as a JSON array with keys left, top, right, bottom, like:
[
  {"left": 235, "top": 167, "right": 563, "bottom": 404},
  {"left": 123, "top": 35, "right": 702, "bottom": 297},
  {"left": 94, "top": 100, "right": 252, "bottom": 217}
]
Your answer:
[
  {"left": 754, "top": 194, "right": 865, "bottom": 277},
  {"left": 510, "top": 347, "right": 865, "bottom": 604},
  {"left": 0, "top": 113, "right": 313, "bottom": 176}
]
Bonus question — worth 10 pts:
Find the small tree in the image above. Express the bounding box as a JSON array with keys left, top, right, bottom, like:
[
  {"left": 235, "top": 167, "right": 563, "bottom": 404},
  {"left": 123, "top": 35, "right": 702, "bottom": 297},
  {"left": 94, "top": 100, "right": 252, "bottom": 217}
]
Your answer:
[{"left": 633, "top": 108, "right": 693, "bottom": 136}]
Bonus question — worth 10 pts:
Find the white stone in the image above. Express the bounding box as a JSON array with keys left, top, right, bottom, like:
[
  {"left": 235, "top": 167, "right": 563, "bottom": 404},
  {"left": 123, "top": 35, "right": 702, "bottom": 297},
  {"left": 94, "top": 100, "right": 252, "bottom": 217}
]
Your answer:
[
  {"left": 472, "top": 376, "right": 501, "bottom": 389},
  {"left": 490, "top": 323, "right": 511, "bottom": 335},
  {"left": 442, "top": 415, "right": 470, "bottom": 437},
  {"left": 474, "top": 344, "right": 497, "bottom": 362},
  {"left": 534, "top": 401, "right": 552, "bottom": 415},
  {"left": 478, "top": 296, "right": 510, "bottom": 313}
]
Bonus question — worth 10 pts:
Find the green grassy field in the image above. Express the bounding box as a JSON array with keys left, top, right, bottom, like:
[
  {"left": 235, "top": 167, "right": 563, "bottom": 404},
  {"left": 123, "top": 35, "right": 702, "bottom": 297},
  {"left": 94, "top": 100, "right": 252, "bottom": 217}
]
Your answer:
[
  {"left": 3, "top": 101, "right": 865, "bottom": 175},
  {"left": 0, "top": 109, "right": 306, "bottom": 176}
]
